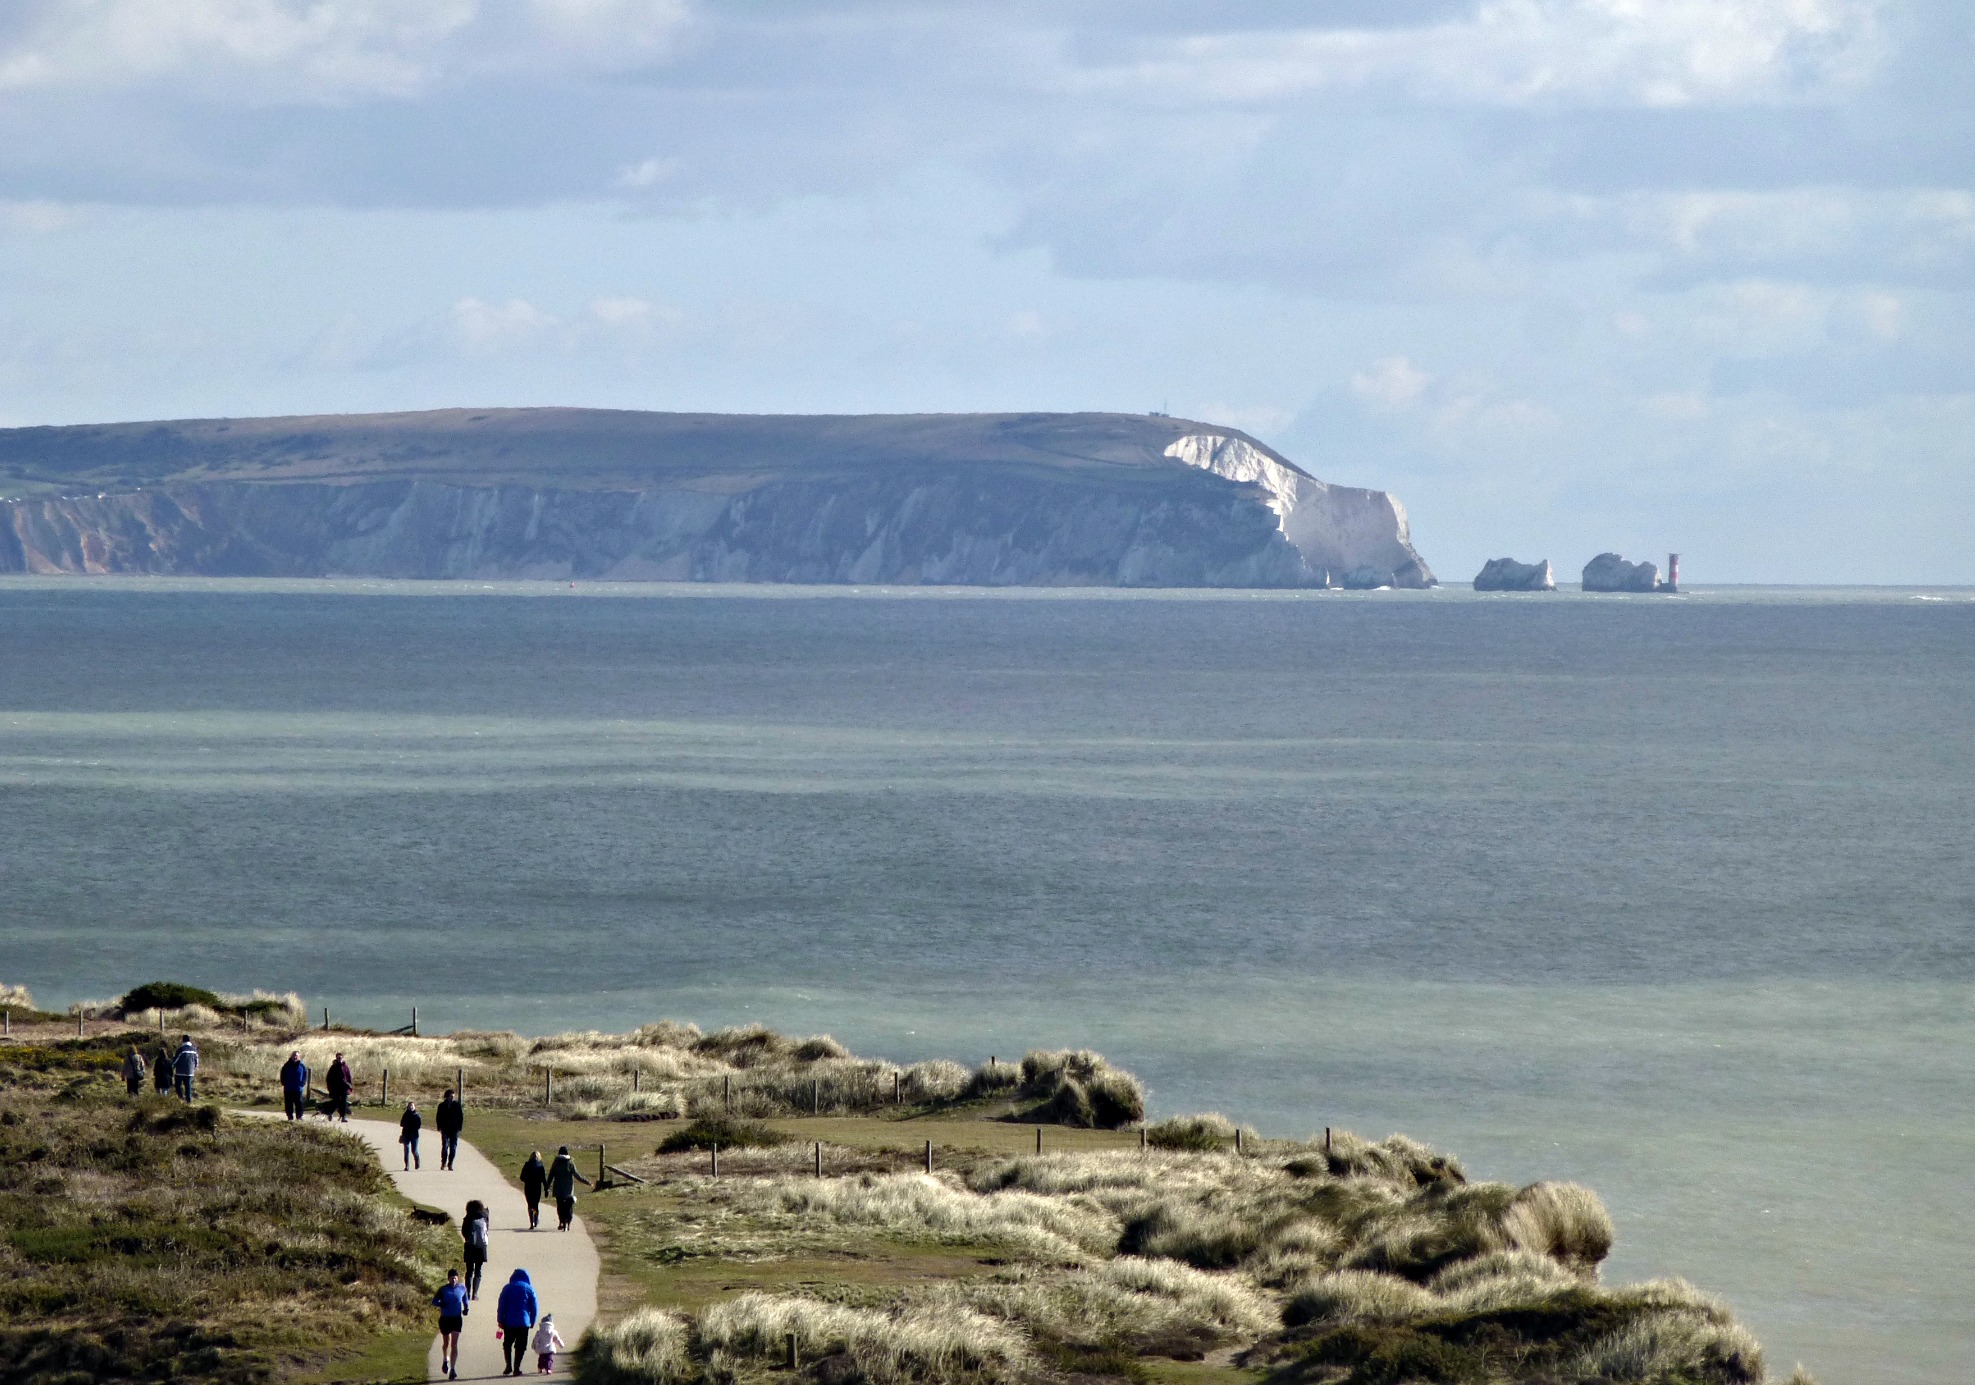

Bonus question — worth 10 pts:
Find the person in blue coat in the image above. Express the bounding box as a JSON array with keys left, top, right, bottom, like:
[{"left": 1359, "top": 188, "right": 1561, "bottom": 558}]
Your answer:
[
  {"left": 496, "top": 1267, "right": 539, "bottom": 1376},
  {"left": 278, "top": 1051, "right": 310, "bottom": 1121},
  {"left": 431, "top": 1268, "right": 470, "bottom": 1380}
]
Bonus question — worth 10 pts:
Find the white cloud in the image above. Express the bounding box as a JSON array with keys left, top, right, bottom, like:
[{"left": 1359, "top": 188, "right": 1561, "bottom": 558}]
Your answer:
[
  {"left": 1350, "top": 355, "right": 1433, "bottom": 408},
  {"left": 451, "top": 296, "right": 556, "bottom": 354},
  {"left": 0, "top": 0, "right": 690, "bottom": 101},
  {"left": 1073, "top": 0, "right": 1885, "bottom": 109},
  {"left": 0, "top": 199, "right": 82, "bottom": 234}
]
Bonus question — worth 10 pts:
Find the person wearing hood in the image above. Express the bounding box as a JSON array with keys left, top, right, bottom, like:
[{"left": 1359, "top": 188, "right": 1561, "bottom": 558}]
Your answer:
[
  {"left": 172, "top": 1035, "right": 199, "bottom": 1102},
  {"left": 518, "top": 1151, "right": 547, "bottom": 1230},
  {"left": 496, "top": 1268, "right": 539, "bottom": 1376},
  {"left": 546, "top": 1145, "right": 592, "bottom": 1231},
  {"left": 530, "top": 1314, "right": 564, "bottom": 1375},
  {"left": 150, "top": 1039, "right": 173, "bottom": 1096},
  {"left": 278, "top": 1050, "right": 310, "bottom": 1121}
]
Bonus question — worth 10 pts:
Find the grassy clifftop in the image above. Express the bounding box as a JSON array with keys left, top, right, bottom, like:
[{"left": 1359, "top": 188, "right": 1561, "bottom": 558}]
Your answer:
[{"left": 0, "top": 1033, "right": 450, "bottom": 1385}]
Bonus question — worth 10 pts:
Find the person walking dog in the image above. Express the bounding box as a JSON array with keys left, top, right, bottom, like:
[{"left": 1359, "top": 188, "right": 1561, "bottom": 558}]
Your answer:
[
  {"left": 496, "top": 1268, "right": 539, "bottom": 1376},
  {"left": 398, "top": 1102, "right": 422, "bottom": 1170},
  {"left": 172, "top": 1035, "right": 199, "bottom": 1102},
  {"left": 519, "top": 1150, "right": 547, "bottom": 1230},
  {"left": 461, "top": 1198, "right": 491, "bottom": 1300},
  {"left": 432, "top": 1267, "right": 470, "bottom": 1381},
  {"left": 278, "top": 1050, "right": 310, "bottom": 1121},
  {"left": 120, "top": 1045, "right": 147, "bottom": 1097},
  {"left": 435, "top": 1087, "right": 464, "bottom": 1170},
  {"left": 323, "top": 1052, "right": 353, "bottom": 1121},
  {"left": 546, "top": 1145, "right": 592, "bottom": 1231}
]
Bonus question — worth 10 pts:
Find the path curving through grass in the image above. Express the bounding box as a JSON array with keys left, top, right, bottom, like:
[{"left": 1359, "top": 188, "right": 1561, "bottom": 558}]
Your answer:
[{"left": 243, "top": 1113, "right": 599, "bottom": 1380}]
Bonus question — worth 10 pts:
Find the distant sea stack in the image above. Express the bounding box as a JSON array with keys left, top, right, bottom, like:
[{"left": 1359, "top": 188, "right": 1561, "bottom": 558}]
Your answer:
[
  {"left": 0, "top": 409, "right": 1434, "bottom": 589},
  {"left": 1472, "top": 558, "right": 1556, "bottom": 592},
  {"left": 1581, "top": 552, "right": 1668, "bottom": 593}
]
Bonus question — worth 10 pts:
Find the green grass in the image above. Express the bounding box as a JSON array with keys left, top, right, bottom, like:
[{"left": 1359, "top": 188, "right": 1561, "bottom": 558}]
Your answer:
[{"left": 0, "top": 1054, "right": 454, "bottom": 1384}]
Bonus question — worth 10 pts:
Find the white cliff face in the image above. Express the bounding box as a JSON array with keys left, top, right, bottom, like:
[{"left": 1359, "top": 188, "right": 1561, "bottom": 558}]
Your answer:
[
  {"left": 0, "top": 411, "right": 1434, "bottom": 588},
  {"left": 1166, "top": 434, "right": 1433, "bottom": 588}
]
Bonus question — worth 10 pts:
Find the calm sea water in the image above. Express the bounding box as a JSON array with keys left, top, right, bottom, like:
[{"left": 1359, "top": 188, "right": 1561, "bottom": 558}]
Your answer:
[{"left": 3, "top": 578, "right": 1972, "bottom": 1381}]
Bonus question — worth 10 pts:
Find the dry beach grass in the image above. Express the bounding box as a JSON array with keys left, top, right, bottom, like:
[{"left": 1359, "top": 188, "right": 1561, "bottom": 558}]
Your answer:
[{"left": 0, "top": 985, "right": 1811, "bottom": 1385}]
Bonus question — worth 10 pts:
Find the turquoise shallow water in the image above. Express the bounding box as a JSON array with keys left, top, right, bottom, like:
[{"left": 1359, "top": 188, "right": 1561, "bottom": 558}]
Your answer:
[{"left": 2, "top": 578, "right": 1972, "bottom": 1381}]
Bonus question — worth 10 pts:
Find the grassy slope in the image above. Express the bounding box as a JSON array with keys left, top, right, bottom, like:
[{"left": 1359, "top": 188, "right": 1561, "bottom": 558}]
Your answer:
[{"left": 0, "top": 1032, "right": 452, "bottom": 1385}]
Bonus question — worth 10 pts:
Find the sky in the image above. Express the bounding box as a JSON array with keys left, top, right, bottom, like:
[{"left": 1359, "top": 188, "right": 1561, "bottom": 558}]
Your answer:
[{"left": 1, "top": 0, "right": 1971, "bottom": 583}]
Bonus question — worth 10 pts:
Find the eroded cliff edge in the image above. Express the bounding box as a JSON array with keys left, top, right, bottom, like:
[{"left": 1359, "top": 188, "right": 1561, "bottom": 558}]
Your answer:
[{"left": 0, "top": 409, "right": 1433, "bottom": 588}]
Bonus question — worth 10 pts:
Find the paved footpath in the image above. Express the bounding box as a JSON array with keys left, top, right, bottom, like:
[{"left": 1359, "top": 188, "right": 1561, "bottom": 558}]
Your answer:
[{"left": 245, "top": 1113, "right": 599, "bottom": 1380}]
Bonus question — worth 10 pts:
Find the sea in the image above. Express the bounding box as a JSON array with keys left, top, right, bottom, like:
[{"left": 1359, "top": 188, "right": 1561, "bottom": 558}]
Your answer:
[{"left": 2, "top": 577, "right": 1971, "bottom": 1382}]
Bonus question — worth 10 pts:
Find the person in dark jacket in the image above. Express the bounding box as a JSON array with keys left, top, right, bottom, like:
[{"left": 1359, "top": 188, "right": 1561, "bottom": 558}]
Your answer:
[
  {"left": 496, "top": 1268, "right": 539, "bottom": 1376},
  {"left": 120, "top": 1046, "right": 147, "bottom": 1097},
  {"left": 546, "top": 1145, "right": 592, "bottom": 1231},
  {"left": 435, "top": 1088, "right": 464, "bottom": 1170},
  {"left": 519, "top": 1151, "right": 547, "bottom": 1230},
  {"left": 323, "top": 1052, "right": 353, "bottom": 1121},
  {"left": 172, "top": 1036, "right": 199, "bottom": 1102},
  {"left": 150, "top": 1040, "right": 173, "bottom": 1095},
  {"left": 432, "top": 1267, "right": 470, "bottom": 1381},
  {"left": 278, "top": 1051, "right": 310, "bottom": 1121},
  {"left": 398, "top": 1102, "right": 422, "bottom": 1170},
  {"left": 461, "top": 1198, "right": 492, "bottom": 1299}
]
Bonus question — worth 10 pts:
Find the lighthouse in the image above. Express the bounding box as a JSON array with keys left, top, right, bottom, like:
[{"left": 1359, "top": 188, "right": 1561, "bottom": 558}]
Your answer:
[{"left": 1665, "top": 553, "right": 1680, "bottom": 593}]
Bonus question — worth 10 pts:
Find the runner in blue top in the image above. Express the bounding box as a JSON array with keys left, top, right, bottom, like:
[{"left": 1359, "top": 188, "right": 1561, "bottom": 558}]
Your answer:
[{"left": 432, "top": 1268, "right": 470, "bottom": 1380}]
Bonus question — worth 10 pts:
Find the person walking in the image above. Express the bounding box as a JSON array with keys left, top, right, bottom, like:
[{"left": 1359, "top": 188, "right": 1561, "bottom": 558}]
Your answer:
[
  {"left": 278, "top": 1050, "right": 310, "bottom": 1121},
  {"left": 172, "top": 1035, "right": 199, "bottom": 1102},
  {"left": 495, "top": 1268, "right": 539, "bottom": 1376},
  {"left": 546, "top": 1145, "right": 592, "bottom": 1232},
  {"left": 460, "top": 1198, "right": 491, "bottom": 1300},
  {"left": 150, "top": 1039, "right": 173, "bottom": 1096},
  {"left": 530, "top": 1314, "right": 564, "bottom": 1375},
  {"left": 398, "top": 1102, "right": 422, "bottom": 1170},
  {"left": 120, "top": 1045, "right": 147, "bottom": 1097},
  {"left": 432, "top": 1267, "right": 470, "bottom": 1381},
  {"left": 324, "top": 1052, "right": 353, "bottom": 1121},
  {"left": 519, "top": 1150, "right": 547, "bottom": 1230},
  {"left": 435, "top": 1087, "right": 464, "bottom": 1170}
]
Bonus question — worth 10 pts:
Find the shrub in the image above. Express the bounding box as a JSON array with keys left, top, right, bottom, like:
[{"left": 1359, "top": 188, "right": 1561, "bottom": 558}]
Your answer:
[
  {"left": 698, "top": 1292, "right": 1028, "bottom": 1385},
  {"left": 1017, "top": 1050, "right": 1143, "bottom": 1129},
  {"left": 1146, "top": 1114, "right": 1234, "bottom": 1151},
  {"left": 1498, "top": 1181, "right": 1613, "bottom": 1274},
  {"left": 117, "top": 981, "right": 224, "bottom": 1016},
  {"left": 1282, "top": 1270, "right": 1441, "bottom": 1328},
  {"left": 577, "top": 1307, "right": 694, "bottom": 1384},
  {"left": 0, "top": 983, "right": 35, "bottom": 1011},
  {"left": 658, "top": 1114, "right": 789, "bottom": 1153},
  {"left": 1565, "top": 1304, "right": 1764, "bottom": 1383}
]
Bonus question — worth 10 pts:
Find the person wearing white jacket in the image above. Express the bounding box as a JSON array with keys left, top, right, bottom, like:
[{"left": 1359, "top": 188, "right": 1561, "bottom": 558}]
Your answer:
[{"left": 530, "top": 1315, "right": 564, "bottom": 1374}]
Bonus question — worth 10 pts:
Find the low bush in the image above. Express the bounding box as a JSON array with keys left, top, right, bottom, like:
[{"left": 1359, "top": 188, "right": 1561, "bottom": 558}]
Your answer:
[
  {"left": 658, "top": 1113, "right": 789, "bottom": 1153},
  {"left": 117, "top": 980, "right": 224, "bottom": 1015},
  {"left": 578, "top": 1307, "right": 695, "bottom": 1384},
  {"left": 1145, "top": 1114, "right": 1235, "bottom": 1152}
]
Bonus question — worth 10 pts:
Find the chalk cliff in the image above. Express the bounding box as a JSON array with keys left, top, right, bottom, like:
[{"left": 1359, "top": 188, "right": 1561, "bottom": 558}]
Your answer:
[
  {"left": 1473, "top": 558, "right": 1556, "bottom": 592},
  {"left": 1581, "top": 552, "right": 1662, "bottom": 593},
  {"left": 0, "top": 409, "right": 1433, "bottom": 588}
]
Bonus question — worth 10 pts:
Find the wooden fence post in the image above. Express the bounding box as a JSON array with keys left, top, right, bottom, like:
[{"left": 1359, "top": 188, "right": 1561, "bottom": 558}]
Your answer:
[
  {"left": 632, "top": 1069, "right": 640, "bottom": 1093},
  {"left": 76, "top": 1011, "right": 84, "bottom": 1037},
  {"left": 812, "top": 1078, "right": 819, "bottom": 1115},
  {"left": 924, "top": 1140, "right": 933, "bottom": 1174},
  {"left": 411, "top": 1006, "right": 418, "bottom": 1038},
  {"left": 545, "top": 1070, "right": 553, "bottom": 1107},
  {"left": 814, "top": 1141, "right": 822, "bottom": 1177},
  {"left": 1235, "top": 1129, "right": 1243, "bottom": 1156},
  {"left": 711, "top": 1143, "right": 719, "bottom": 1178},
  {"left": 323, "top": 1006, "right": 330, "bottom": 1031},
  {"left": 786, "top": 1332, "right": 799, "bottom": 1370},
  {"left": 1034, "top": 1127, "right": 1042, "bottom": 1154},
  {"left": 382, "top": 1070, "right": 389, "bottom": 1107},
  {"left": 1140, "top": 1127, "right": 1147, "bottom": 1151},
  {"left": 893, "top": 1071, "right": 901, "bottom": 1105},
  {"left": 599, "top": 1144, "right": 607, "bottom": 1187},
  {"left": 2, "top": 1009, "right": 8, "bottom": 1038},
  {"left": 457, "top": 1067, "right": 464, "bottom": 1102},
  {"left": 1325, "top": 1127, "right": 1332, "bottom": 1155}
]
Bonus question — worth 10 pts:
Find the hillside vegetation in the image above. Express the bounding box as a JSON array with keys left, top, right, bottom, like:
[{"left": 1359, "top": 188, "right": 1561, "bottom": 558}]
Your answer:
[{"left": 0, "top": 1031, "right": 449, "bottom": 1384}]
